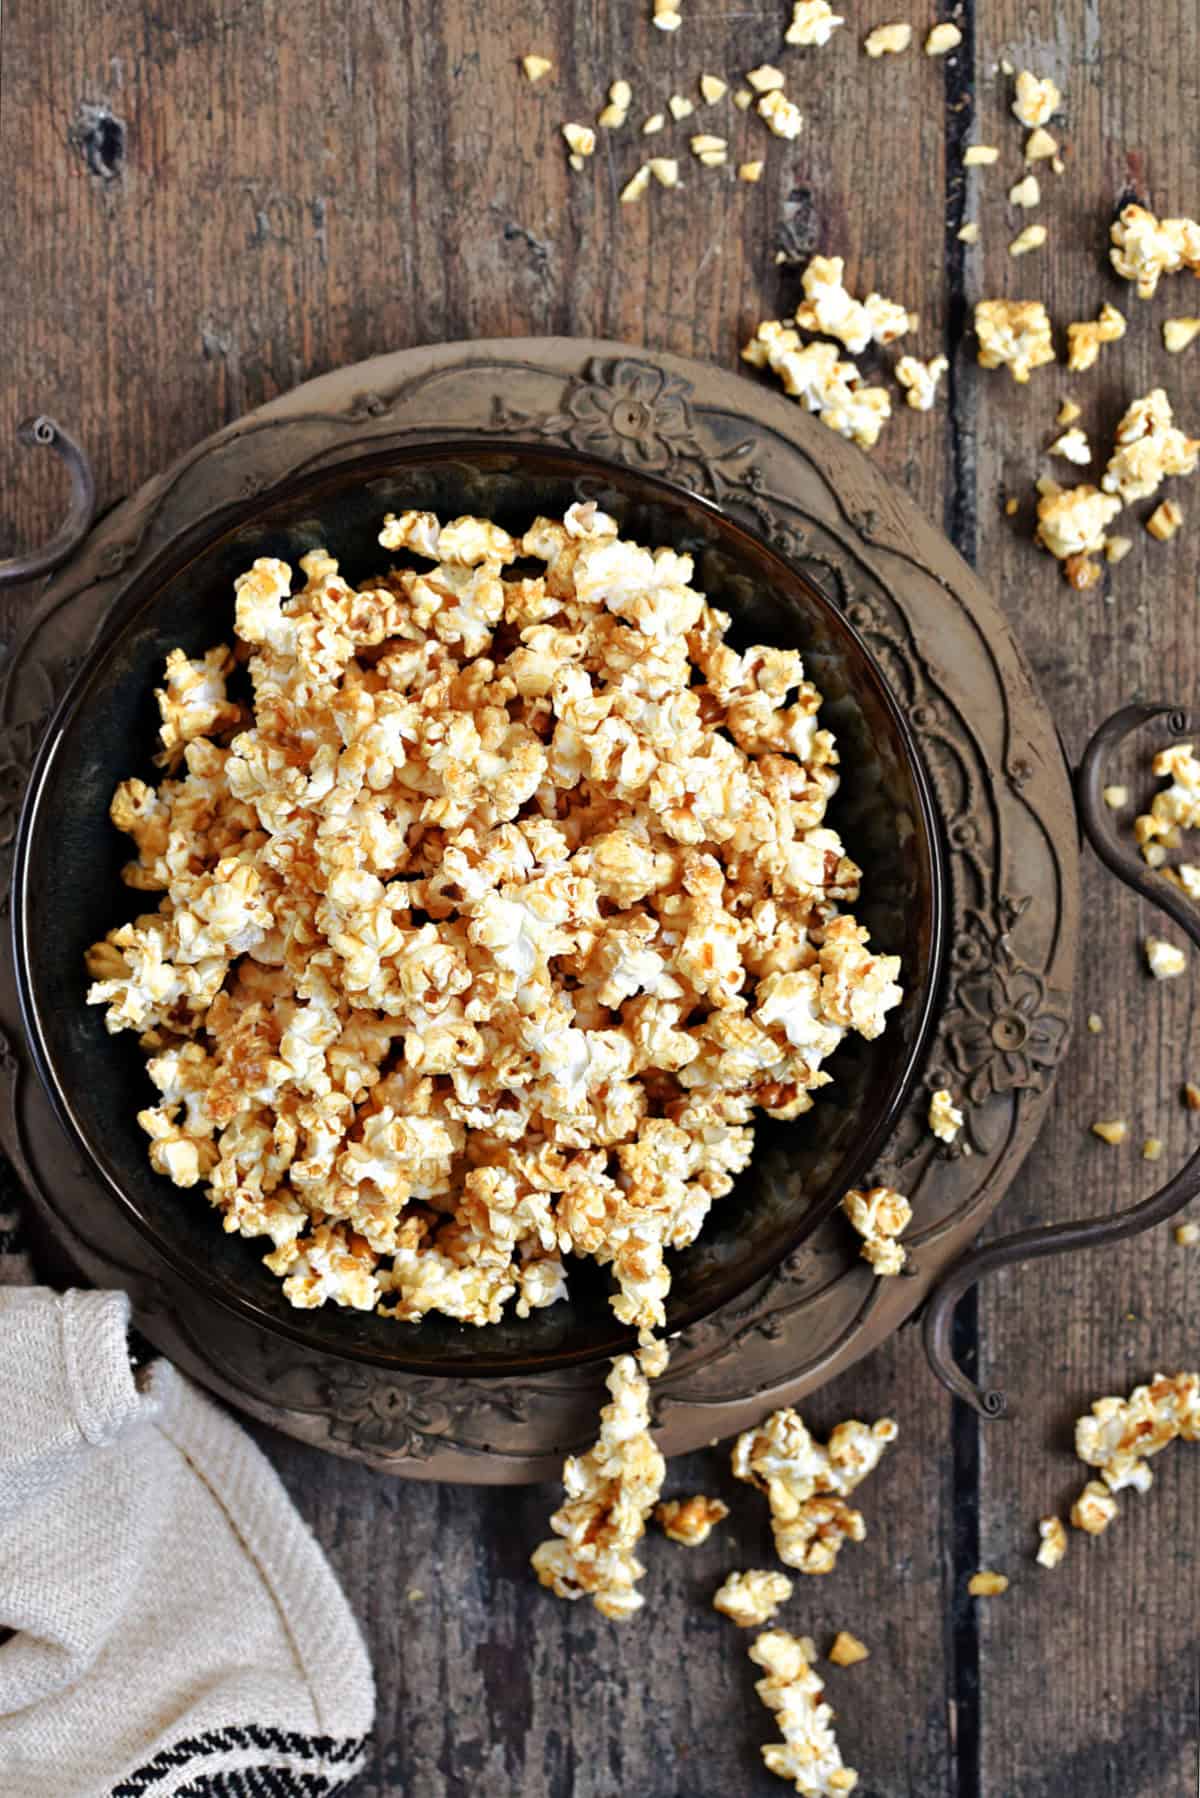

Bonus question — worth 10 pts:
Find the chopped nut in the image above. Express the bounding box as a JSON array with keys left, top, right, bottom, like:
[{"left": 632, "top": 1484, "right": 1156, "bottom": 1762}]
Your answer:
[
  {"left": 1071, "top": 1479, "right": 1119, "bottom": 1535},
  {"left": 964, "top": 145, "right": 1000, "bottom": 166},
  {"left": 1066, "top": 303, "right": 1126, "bottom": 373},
  {"left": 562, "top": 122, "right": 596, "bottom": 158},
  {"left": 1185, "top": 1083, "right": 1200, "bottom": 1110},
  {"left": 1147, "top": 936, "right": 1187, "bottom": 979},
  {"left": 648, "top": 156, "right": 680, "bottom": 187},
  {"left": 864, "top": 21, "right": 913, "bottom": 56},
  {"left": 750, "top": 1631, "right": 859, "bottom": 1795},
  {"left": 1111, "top": 204, "right": 1200, "bottom": 299},
  {"left": 957, "top": 221, "right": 980, "bottom": 244},
  {"left": 1147, "top": 499, "right": 1184, "bottom": 541},
  {"left": 895, "top": 354, "right": 949, "bottom": 412},
  {"left": 1175, "top": 1222, "right": 1200, "bottom": 1246},
  {"left": 1103, "top": 786, "right": 1128, "bottom": 809},
  {"left": 1036, "top": 1516, "right": 1067, "bottom": 1569},
  {"left": 653, "top": 0, "right": 683, "bottom": 28},
  {"left": 1091, "top": 1119, "right": 1127, "bottom": 1145},
  {"left": 642, "top": 113, "right": 665, "bottom": 135},
  {"left": 1103, "top": 535, "right": 1132, "bottom": 563},
  {"left": 1063, "top": 552, "right": 1103, "bottom": 591},
  {"left": 1087, "top": 1012, "right": 1103, "bottom": 1032},
  {"left": 828, "top": 1630, "right": 870, "bottom": 1666},
  {"left": 1009, "top": 174, "right": 1041, "bottom": 208},
  {"left": 968, "top": 1570, "right": 1009, "bottom": 1597},
  {"left": 786, "top": 0, "right": 845, "bottom": 46},
  {"left": 1009, "top": 223, "right": 1048, "bottom": 257},
  {"left": 1049, "top": 428, "right": 1091, "bottom": 466},
  {"left": 1058, "top": 398, "right": 1082, "bottom": 426},
  {"left": 757, "top": 89, "right": 804, "bottom": 140},
  {"left": 1143, "top": 1137, "right": 1164, "bottom": 1162},
  {"left": 713, "top": 1569, "right": 794, "bottom": 1627},
  {"left": 1012, "top": 68, "right": 1062, "bottom": 127},
  {"left": 655, "top": 1493, "right": 730, "bottom": 1545},
  {"left": 522, "top": 54, "right": 553, "bottom": 83},
  {"left": 738, "top": 160, "right": 764, "bottom": 183},
  {"left": 928, "top": 1087, "right": 963, "bottom": 1142},
  {"left": 567, "top": 153, "right": 585, "bottom": 172},
  {"left": 746, "top": 63, "right": 786, "bottom": 92},
  {"left": 700, "top": 73, "right": 727, "bottom": 103},
  {"left": 733, "top": 88, "right": 753, "bottom": 110},
  {"left": 925, "top": 21, "right": 962, "bottom": 54},
  {"left": 1164, "top": 318, "right": 1200, "bottom": 354},
  {"left": 690, "top": 133, "right": 728, "bottom": 158},
  {"left": 999, "top": 55, "right": 1014, "bottom": 74},
  {"left": 1005, "top": 496, "right": 1019, "bottom": 516},
  {"left": 1025, "top": 125, "right": 1059, "bottom": 161},
  {"left": 668, "top": 93, "right": 695, "bottom": 121},
  {"left": 598, "top": 103, "right": 628, "bottom": 129},
  {"left": 1036, "top": 475, "right": 1062, "bottom": 497},
  {"left": 619, "top": 165, "right": 652, "bottom": 204}
]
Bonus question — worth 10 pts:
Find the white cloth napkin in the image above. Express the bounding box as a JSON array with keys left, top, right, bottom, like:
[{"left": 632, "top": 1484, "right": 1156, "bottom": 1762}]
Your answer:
[{"left": 0, "top": 1286, "right": 375, "bottom": 1798}]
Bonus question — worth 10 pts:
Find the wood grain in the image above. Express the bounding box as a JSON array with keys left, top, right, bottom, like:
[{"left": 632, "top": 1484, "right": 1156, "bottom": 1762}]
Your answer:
[{"left": 1, "top": 0, "right": 1197, "bottom": 1793}]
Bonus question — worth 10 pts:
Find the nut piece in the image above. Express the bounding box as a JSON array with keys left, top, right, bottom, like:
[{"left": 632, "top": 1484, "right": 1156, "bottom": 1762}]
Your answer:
[
  {"left": 1185, "top": 1082, "right": 1200, "bottom": 1110},
  {"left": 1104, "top": 535, "right": 1133, "bottom": 563},
  {"left": 967, "top": 1570, "right": 1009, "bottom": 1597},
  {"left": 828, "top": 1630, "right": 870, "bottom": 1666},
  {"left": 1012, "top": 69, "right": 1062, "bottom": 127},
  {"left": 842, "top": 1184, "right": 912, "bottom": 1274},
  {"left": 957, "top": 222, "right": 979, "bottom": 244},
  {"left": 1009, "top": 223, "right": 1048, "bottom": 257},
  {"left": 522, "top": 54, "right": 553, "bottom": 82},
  {"left": 1058, "top": 398, "right": 1082, "bottom": 426},
  {"left": 700, "top": 73, "right": 727, "bottom": 103},
  {"left": 1146, "top": 936, "right": 1187, "bottom": 979},
  {"left": 1147, "top": 499, "right": 1184, "bottom": 541},
  {"left": 758, "top": 89, "right": 804, "bottom": 139},
  {"left": 1111, "top": 204, "right": 1200, "bottom": 299},
  {"left": 1036, "top": 1516, "right": 1067, "bottom": 1569},
  {"left": 925, "top": 21, "right": 962, "bottom": 54},
  {"left": 1103, "top": 785, "right": 1128, "bottom": 808},
  {"left": 1087, "top": 1012, "right": 1103, "bottom": 1032},
  {"left": 668, "top": 93, "right": 695, "bottom": 121},
  {"left": 746, "top": 63, "right": 786, "bottom": 92},
  {"left": 1066, "top": 303, "right": 1127, "bottom": 374},
  {"left": 1025, "top": 125, "right": 1059, "bottom": 161},
  {"left": 895, "top": 354, "right": 949, "bottom": 412},
  {"left": 1164, "top": 318, "right": 1200, "bottom": 354},
  {"left": 1049, "top": 428, "right": 1091, "bottom": 465},
  {"left": 733, "top": 87, "right": 753, "bottom": 109},
  {"left": 864, "top": 21, "right": 913, "bottom": 56},
  {"left": 598, "top": 80, "right": 633, "bottom": 129},
  {"left": 653, "top": 0, "right": 683, "bottom": 29},
  {"left": 739, "top": 160, "right": 765, "bottom": 183},
  {"left": 928, "top": 1087, "right": 963, "bottom": 1142},
  {"left": 1143, "top": 1137, "right": 1164, "bottom": 1162},
  {"left": 713, "top": 1568, "right": 794, "bottom": 1627},
  {"left": 620, "top": 165, "right": 652, "bottom": 204},
  {"left": 787, "top": 0, "right": 845, "bottom": 45},
  {"left": 1009, "top": 174, "right": 1041, "bottom": 209},
  {"left": 690, "top": 134, "right": 728, "bottom": 167},
  {"left": 562, "top": 122, "right": 596, "bottom": 158},
  {"left": 655, "top": 1493, "right": 730, "bottom": 1544},
  {"left": 1091, "top": 1119, "right": 1127, "bottom": 1145},
  {"left": 964, "top": 145, "right": 1000, "bottom": 165},
  {"left": 750, "top": 1630, "right": 860, "bottom": 1796},
  {"left": 642, "top": 113, "right": 665, "bottom": 134},
  {"left": 648, "top": 156, "right": 680, "bottom": 187},
  {"left": 1175, "top": 1222, "right": 1200, "bottom": 1246},
  {"left": 975, "top": 299, "right": 1055, "bottom": 382},
  {"left": 732, "top": 1406, "right": 899, "bottom": 1575},
  {"left": 1071, "top": 1479, "right": 1119, "bottom": 1535}
]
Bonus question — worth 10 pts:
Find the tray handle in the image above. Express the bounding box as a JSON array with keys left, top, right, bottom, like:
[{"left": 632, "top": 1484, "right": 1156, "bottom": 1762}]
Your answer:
[
  {"left": 923, "top": 702, "right": 1200, "bottom": 1417},
  {"left": 0, "top": 416, "right": 96, "bottom": 588}
]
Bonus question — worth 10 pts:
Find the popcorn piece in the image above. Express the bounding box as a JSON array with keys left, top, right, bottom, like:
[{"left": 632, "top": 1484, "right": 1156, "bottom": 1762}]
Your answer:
[
  {"left": 957, "top": 222, "right": 979, "bottom": 244},
  {"left": 746, "top": 64, "right": 786, "bottom": 92},
  {"left": 1110, "top": 204, "right": 1200, "bottom": 299},
  {"left": 1049, "top": 428, "right": 1091, "bottom": 465},
  {"left": 1066, "top": 303, "right": 1126, "bottom": 374},
  {"left": 791, "top": 256, "right": 914, "bottom": 355},
  {"left": 864, "top": 22, "right": 912, "bottom": 56},
  {"left": 733, "top": 1406, "right": 898, "bottom": 1576},
  {"left": 758, "top": 90, "right": 804, "bottom": 139},
  {"left": 1175, "top": 1222, "right": 1200, "bottom": 1246},
  {"left": 964, "top": 145, "right": 1000, "bottom": 166},
  {"left": 1012, "top": 69, "right": 1062, "bottom": 127},
  {"left": 925, "top": 22, "right": 961, "bottom": 54},
  {"left": 1164, "top": 318, "right": 1200, "bottom": 354},
  {"left": 928, "top": 1088, "right": 963, "bottom": 1142},
  {"left": 700, "top": 73, "right": 727, "bottom": 103},
  {"left": 642, "top": 112, "right": 665, "bottom": 134},
  {"left": 1071, "top": 1372, "right": 1200, "bottom": 1538},
  {"left": 967, "top": 1570, "right": 1009, "bottom": 1597},
  {"left": 1036, "top": 1516, "right": 1067, "bottom": 1568},
  {"left": 649, "top": 157, "right": 680, "bottom": 187},
  {"left": 1035, "top": 485, "right": 1122, "bottom": 579},
  {"left": 668, "top": 93, "right": 695, "bottom": 121},
  {"left": 563, "top": 122, "right": 596, "bottom": 158},
  {"left": 1009, "top": 174, "right": 1040, "bottom": 208},
  {"left": 733, "top": 87, "right": 753, "bottom": 110},
  {"left": 827, "top": 1631, "right": 869, "bottom": 1666},
  {"left": 1057, "top": 398, "right": 1082, "bottom": 426},
  {"left": 655, "top": 1493, "right": 730, "bottom": 1545},
  {"left": 1071, "top": 1479, "right": 1119, "bottom": 1535},
  {"left": 714, "top": 1569, "right": 794, "bottom": 1628},
  {"left": 842, "top": 1184, "right": 912, "bottom": 1274},
  {"left": 598, "top": 80, "right": 633, "bottom": 129},
  {"left": 1091, "top": 1119, "right": 1127, "bottom": 1145},
  {"left": 1025, "top": 125, "right": 1058, "bottom": 161},
  {"left": 1146, "top": 937, "right": 1187, "bottom": 978},
  {"left": 743, "top": 321, "right": 893, "bottom": 449},
  {"left": 532, "top": 1355, "right": 665, "bottom": 1619},
  {"left": 739, "top": 161, "right": 765, "bottom": 183},
  {"left": 750, "top": 1631, "right": 859, "bottom": 1796},
  {"left": 896, "top": 355, "right": 948, "bottom": 412},
  {"left": 1147, "top": 499, "right": 1184, "bottom": 541},
  {"left": 787, "top": 0, "right": 845, "bottom": 46},
  {"left": 1009, "top": 223, "right": 1048, "bottom": 257},
  {"left": 975, "top": 299, "right": 1055, "bottom": 382},
  {"left": 620, "top": 165, "right": 652, "bottom": 203},
  {"left": 522, "top": 54, "right": 552, "bottom": 82}
]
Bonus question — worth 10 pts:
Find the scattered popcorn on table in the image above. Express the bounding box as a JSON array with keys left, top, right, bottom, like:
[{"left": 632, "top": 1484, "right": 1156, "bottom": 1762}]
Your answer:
[
  {"left": 967, "top": 1570, "right": 1008, "bottom": 1597},
  {"left": 1009, "top": 223, "right": 1048, "bottom": 257},
  {"left": 1035, "top": 484, "right": 1121, "bottom": 584},
  {"left": 787, "top": 0, "right": 845, "bottom": 46},
  {"left": 522, "top": 53, "right": 553, "bottom": 83},
  {"left": 1049, "top": 428, "right": 1091, "bottom": 465},
  {"left": 700, "top": 73, "right": 727, "bottom": 104},
  {"left": 1012, "top": 69, "right": 1062, "bottom": 127},
  {"left": 749, "top": 1630, "right": 860, "bottom": 1796},
  {"left": 1070, "top": 1479, "right": 1119, "bottom": 1535},
  {"left": 1069, "top": 1372, "right": 1200, "bottom": 1538},
  {"left": 827, "top": 1631, "right": 870, "bottom": 1667},
  {"left": 655, "top": 1493, "right": 730, "bottom": 1545},
  {"left": 532, "top": 1354, "right": 666, "bottom": 1618},
  {"left": 1066, "top": 303, "right": 1126, "bottom": 373},
  {"left": 791, "top": 256, "right": 914, "bottom": 355},
  {"left": 1146, "top": 937, "right": 1187, "bottom": 979},
  {"left": 1009, "top": 174, "right": 1040, "bottom": 209},
  {"left": 563, "top": 122, "right": 596, "bottom": 160},
  {"left": 743, "top": 322, "right": 894, "bottom": 449},
  {"left": 895, "top": 355, "right": 948, "bottom": 412},
  {"left": 864, "top": 22, "right": 912, "bottom": 56},
  {"left": 841, "top": 1185, "right": 912, "bottom": 1275},
  {"left": 1135, "top": 742, "right": 1200, "bottom": 865},
  {"left": 1036, "top": 1516, "right": 1067, "bottom": 1569},
  {"left": 1110, "top": 204, "right": 1200, "bottom": 299},
  {"left": 1175, "top": 1222, "right": 1200, "bottom": 1246},
  {"left": 1091, "top": 1119, "right": 1127, "bottom": 1145},
  {"left": 759, "top": 89, "right": 804, "bottom": 139},
  {"left": 739, "top": 161, "right": 765, "bottom": 184},
  {"left": 1147, "top": 499, "right": 1184, "bottom": 541},
  {"left": 964, "top": 145, "right": 1000, "bottom": 165},
  {"left": 747, "top": 64, "right": 786, "bottom": 92},
  {"left": 668, "top": 93, "right": 695, "bottom": 121},
  {"left": 925, "top": 22, "right": 961, "bottom": 54},
  {"left": 1024, "top": 125, "right": 1058, "bottom": 162},
  {"left": 733, "top": 1408, "right": 898, "bottom": 1577},
  {"left": 1164, "top": 318, "right": 1200, "bottom": 354},
  {"left": 928, "top": 1088, "right": 963, "bottom": 1142},
  {"left": 975, "top": 299, "right": 1055, "bottom": 382},
  {"left": 714, "top": 1568, "right": 794, "bottom": 1627}
]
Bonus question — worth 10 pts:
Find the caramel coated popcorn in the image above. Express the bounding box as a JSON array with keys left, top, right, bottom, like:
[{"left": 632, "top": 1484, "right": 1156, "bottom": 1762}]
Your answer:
[
  {"left": 1034, "top": 483, "right": 1122, "bottom": 582},
  {"left": 732, "top": 1407, "right": 898, "bottom": 1575},
  {"left": 743, "top": 322, "right": 893, "bottom": 449},
  {"left": 655, "top": 1493, "right": 730, "bottom": 1545},
  {"left": 1110, "top": 204, "right": 1200, "bottom": 299},
  {"left": 791, "top": 256, "right": 914, "bottom": 356},
  {"left": 974, "top": 299, "right": 1055, "bottom": 383},
  {"left": 750, "top": 1630, "right": 859, "bottom": 1795},
  {"left": 1101, "top": 388, "right": 1199, "bottom": 504},
  {"left": 1066, "top": 303, "right": 1126, "bottom": 373},
  {"left": 928, "top": 1088, "right": 963, "bottom": 1142},
  {"left": 1135, "top": 741, "right": 1200, "bottom": 865},
  {"left": 1011, "top": 69, "right": 1061, "bottom": 128},
  {"left": 1069, "top": 1372, "right": 1200, "bottom": 1537},
  {"left": 714, "top": 1568, "right": 794, "bottom": 1626},
  {"left": 787, "top": 0, "right": 844, "bottom": 46},
  {"left": 841, "top": 1184, "right": 912, "bottom": 1275},
  {"left": 895, "top": 355, "right": 948, "bottom": 412},
  {"left": 1035, "top": 1516, "right": 1067, "bottom": 1568},
  {"left": 87, "top": 506, "right": 903, "bottom": 1338}
]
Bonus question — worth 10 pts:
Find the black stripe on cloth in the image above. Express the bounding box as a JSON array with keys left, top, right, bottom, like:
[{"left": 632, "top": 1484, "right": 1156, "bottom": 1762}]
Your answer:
[{"left": 109, "top": 1727, "right": 371, "bottom": 1797}]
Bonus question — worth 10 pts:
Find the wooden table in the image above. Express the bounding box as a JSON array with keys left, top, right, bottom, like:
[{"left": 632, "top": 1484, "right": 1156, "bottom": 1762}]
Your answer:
[{"left": 4, "top": 4, "right": 1199, "bottom": 1794}]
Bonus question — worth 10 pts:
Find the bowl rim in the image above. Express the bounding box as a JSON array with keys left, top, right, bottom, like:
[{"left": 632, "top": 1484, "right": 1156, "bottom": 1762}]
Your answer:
[{"left": 12, "top": 433, "right": 947, "bottom": 1375}]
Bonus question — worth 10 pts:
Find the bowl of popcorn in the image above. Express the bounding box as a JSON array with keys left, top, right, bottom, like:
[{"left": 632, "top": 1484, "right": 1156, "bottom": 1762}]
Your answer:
[{"left": 13, "top": 439, "right": 944, "bottom": 1376}]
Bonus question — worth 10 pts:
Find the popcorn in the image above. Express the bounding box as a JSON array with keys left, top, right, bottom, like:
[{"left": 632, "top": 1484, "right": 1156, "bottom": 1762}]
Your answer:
[
  {"left": 1146, "top": 937, "right": 1187, "bottom": 979},
  {"left": 786, "top": 1, "right": 845, "bottom": 46},
  {"left": 974, "top": 299, "right": 1055, "bottom": 383},
  {"left": 1069, "top": 1373, "right": 1200, "bottom": 1537},
  {"left": 864, "top": 22, "right": 912, "bottom": 56},
  {"left": 1049, "top": 428, "right": 1091, "bottom": 465},
  {"left": 1012, "top": 69, "right": 1061, "bottom": 127},
  {"left": 749, "top": 1630, "right": 860, "bottom": 1795},
  {"left": 743, "top": 322, "right": 893, "bottom": 449},
  {"left": 1110, "top": 204, "right": 1200, "bottom": 299},
  {"left": 1034, "top": 485, "right": 1122, "bottom": 581},
  {"left": 1135, "top": 741, "right": 1200, "bottom": 862},
  {"left": 532, "top": 1354, "right": 666, "bottom": 1618},
  {"left": 841, "top": 1184, "right": 912, "bottom": 1275},
  {"left": 655, "top": 1493, "right": 730, "bottom": 1545},
  {"left": 1066, "top": 303, "right": 1126, "bottom": 374},
  {"left": 732, "top": 1407, "right": 897, "bottom": 1574},
  {"left": 1036, "top": 1516, "right": 1067, "bottom": 1568},
  {"left": 714, "top": 1569, "right": 794, "bottom": 1627},
  {"left": 896, "top": 355, "right": 948, "bottom": 411},
  {"left": 89, "top": 510, "right": 902, "bottom": 1346},
  {"left": 653, "top": 0, "right": 683, "bottom": 27},
  {"left": 562, "top": 122, "right": 596, "bottom": 159},
  {"left": 791, "top": 256, "right": 914, "bottom": 356},
  {"left": 758, "top": 90, "right": 804, "bottom": 140},
  {"left": 928, "top": 1088, "right": 963, "bottom": 1142},
  {"left": 957, "top": 222, "right": 979, "bottom": 244},
  {"left": 1071, "top": 1480, "right": 1119, "bottom": 1534}
]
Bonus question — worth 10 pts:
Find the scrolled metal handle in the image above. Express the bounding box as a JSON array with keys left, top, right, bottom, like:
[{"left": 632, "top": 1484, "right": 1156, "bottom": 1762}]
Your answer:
[
  {"left": 923, "top": 702, "right": 1200, "bottom": 1418},
  {"left": 0, "top": 415, "right": 96, "bottom": 588}
]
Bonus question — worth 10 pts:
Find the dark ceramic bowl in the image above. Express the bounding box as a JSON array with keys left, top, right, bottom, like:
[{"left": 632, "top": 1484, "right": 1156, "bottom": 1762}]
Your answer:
[{"left": 13, "top": 440, "right": 946, "bottom": 1375}]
